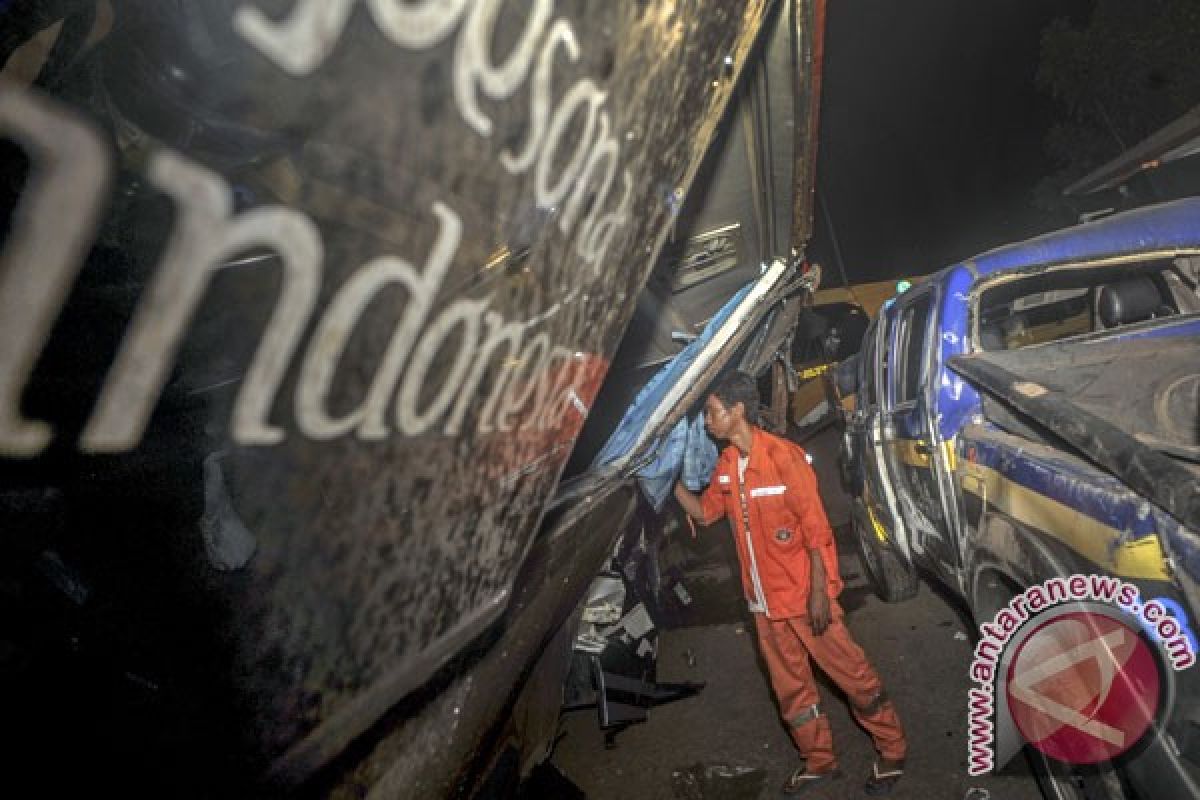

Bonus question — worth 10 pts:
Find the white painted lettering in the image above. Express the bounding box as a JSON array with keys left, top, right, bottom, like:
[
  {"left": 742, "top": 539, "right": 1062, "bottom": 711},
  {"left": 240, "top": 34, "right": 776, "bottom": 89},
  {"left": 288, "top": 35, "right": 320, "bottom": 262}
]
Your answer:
[
  {"left": 356, "top": 203, "right": 461, "bottom": 440},
  {"left": 0, "top": 3, "right": 638, "bottom": 456},
  {"left": 581, "top": 170, "right": 633, "bottom": 268},
  {"left": 444, "top": 310, "right": 523, "bottom": 436},
  {"left": 396, "top": 293, "right": 489, "bottom": 436},
  {"left": 233, "top": 0, "right": 357, "bottom": 76},
  {"left": 454, "top": 0, "right": 552, "bottom": 136},
  {"left": 499, "top": 18, "right": 578, "bottom": 174},
  {"left": 535, "top": 78, "right": 606, "bottom": 211},
  {"left": 0, "top": 85, "right": 111, "bottom": 457},
  {"left": 522, "top": 345, "right": 570, "bottom": 432},
  {"left": 81, "top": 151, "right": 322, "bottom": 450},
  {"left": 562, "top": 110, "right": 617, "bottom": 233},
  {"left": 296, "top": 204, "right": 458, "bottom": 440},
  {"left": 233, "top": 0, "right": 468, "bottom": 76},
  {"left": 365, "top": 0, "right": 470, "bottom": 49},
  {"left": 496, "top": 331, "right": 550, "bottom": 433},
  {"left": 234, "top": 0, "right": 633, "bottom": 273}
]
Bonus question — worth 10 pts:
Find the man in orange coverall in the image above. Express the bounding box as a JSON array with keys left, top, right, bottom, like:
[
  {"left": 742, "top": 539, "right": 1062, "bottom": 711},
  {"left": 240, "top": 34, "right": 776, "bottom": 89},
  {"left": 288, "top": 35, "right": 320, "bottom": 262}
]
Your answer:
[{"left": 674, "top": 373, "right": 906, "bottom": 796}]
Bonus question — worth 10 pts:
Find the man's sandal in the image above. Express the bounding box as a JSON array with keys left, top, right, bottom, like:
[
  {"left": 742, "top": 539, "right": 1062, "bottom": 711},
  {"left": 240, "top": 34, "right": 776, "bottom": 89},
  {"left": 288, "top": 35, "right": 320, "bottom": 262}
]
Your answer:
[
  {"left": 864, "top": 758, "right": 905, "bottom": 796},
  {"left": 780, "top": 766, "right": 842, "bottom": 796}
]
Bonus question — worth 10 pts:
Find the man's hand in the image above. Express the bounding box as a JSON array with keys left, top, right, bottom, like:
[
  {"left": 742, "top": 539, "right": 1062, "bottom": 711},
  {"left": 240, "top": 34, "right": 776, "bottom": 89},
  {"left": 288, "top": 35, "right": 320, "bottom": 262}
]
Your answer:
[
  {"left": 674, "top": 481, "right": 705, "bottom": 523},
  {"left": 808, "top": 589, "right": 831, "bottom": 635},
  {"left": 807, "top": 546, "right": 830, "bottom": 634}
]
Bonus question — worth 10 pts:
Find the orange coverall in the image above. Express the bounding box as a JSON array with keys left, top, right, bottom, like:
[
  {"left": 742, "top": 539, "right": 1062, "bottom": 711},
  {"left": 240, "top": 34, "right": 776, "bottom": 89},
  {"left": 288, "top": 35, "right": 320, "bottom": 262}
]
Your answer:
[{"left": 697, "top": 428, "right": 906, "bottom": 772}]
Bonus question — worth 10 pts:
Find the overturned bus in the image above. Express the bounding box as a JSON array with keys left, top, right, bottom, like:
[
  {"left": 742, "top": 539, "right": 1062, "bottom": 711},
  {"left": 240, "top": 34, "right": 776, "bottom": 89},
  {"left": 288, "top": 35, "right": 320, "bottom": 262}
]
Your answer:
[{"left": 0, "top": 1, "right": 825, "bottom": 796}]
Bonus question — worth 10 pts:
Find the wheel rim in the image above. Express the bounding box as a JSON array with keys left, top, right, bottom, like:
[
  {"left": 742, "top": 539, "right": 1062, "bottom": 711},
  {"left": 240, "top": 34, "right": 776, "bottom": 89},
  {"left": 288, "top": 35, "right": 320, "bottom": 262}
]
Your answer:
[{"left": 1032, "top": 748, "right": 1128, "bottom": 800}]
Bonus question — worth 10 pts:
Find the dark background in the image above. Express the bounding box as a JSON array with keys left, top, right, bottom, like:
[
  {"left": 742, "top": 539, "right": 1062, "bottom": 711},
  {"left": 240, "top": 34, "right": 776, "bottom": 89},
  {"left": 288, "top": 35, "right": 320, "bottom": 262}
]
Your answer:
[{"left": 805, "top": 0, "right": 1200, "bottom": 285}]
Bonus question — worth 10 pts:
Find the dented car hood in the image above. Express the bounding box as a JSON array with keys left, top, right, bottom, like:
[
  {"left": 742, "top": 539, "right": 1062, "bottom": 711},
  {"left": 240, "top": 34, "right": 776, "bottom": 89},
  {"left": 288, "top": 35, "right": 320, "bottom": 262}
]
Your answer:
[{"left": 949, "top": 316, "right": 1200, "bottom": 532}]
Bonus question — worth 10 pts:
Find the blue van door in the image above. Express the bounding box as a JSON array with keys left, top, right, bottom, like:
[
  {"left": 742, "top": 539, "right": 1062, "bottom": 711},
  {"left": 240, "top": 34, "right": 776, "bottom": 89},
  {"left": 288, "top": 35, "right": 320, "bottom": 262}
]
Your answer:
[{"left": 881, "top": 289, "right": 959, "bottom": 579}]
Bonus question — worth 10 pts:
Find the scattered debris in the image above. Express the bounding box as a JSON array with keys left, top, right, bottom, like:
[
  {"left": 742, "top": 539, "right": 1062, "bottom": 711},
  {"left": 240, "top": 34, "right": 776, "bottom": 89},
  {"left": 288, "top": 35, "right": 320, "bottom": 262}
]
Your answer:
[
  {"left": 580, "top": 576, "right": 626, "bottom": 625},
  {"left": 954, "top": 631, "right": 968, "bottom": 641},
  {"left": 575, "top": 631, "right": 608, "bottom": 655},
  {"left": 600, "top": 603, "right": 655, "bottom": 640},
  {"left": 674, "top": 581, "right": 694, "bottom": 606},
  {"left": 683, "top": 648, "right": 697, "bottom": 668},
  {"left": 671, "top": 763, "right": 767, "bottom": 800},
  {"left": 582, "top": 600, "right": 625, "bottom": 625}
]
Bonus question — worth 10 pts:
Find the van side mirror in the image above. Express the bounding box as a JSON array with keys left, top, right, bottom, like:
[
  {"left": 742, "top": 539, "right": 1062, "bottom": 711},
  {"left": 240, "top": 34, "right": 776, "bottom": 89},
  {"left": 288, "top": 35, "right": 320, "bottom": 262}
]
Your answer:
[{"left": 835, "top": 356, "right": 859, "bottom": 396}]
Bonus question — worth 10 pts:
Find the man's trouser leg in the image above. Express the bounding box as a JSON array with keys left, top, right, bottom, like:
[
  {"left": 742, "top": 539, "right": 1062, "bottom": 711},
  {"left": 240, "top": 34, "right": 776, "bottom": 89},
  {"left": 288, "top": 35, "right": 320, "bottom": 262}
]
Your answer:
[
  {"left": 796, "top": 603, "right": 907, "bottom": 762},
  {"left": 753, "top": 613, "right": 837, "bottom": 772}
]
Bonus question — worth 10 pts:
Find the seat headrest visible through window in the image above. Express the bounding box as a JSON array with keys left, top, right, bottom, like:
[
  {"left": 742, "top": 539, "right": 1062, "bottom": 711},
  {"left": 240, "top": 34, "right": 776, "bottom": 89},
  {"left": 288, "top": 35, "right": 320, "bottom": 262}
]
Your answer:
[
  {"left": 979, "top": 326, "right": 1004, "bottom": 351},
  {"left": 1098, "top": 275, "right": 1167, "bottom": 328}
]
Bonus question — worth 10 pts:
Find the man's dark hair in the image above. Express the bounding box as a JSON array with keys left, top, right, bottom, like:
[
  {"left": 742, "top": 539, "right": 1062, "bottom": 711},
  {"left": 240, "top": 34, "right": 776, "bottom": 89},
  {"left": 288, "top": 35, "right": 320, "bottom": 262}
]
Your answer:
[{"left": 710, "top": 372, "right": 759, "bottom": 423}]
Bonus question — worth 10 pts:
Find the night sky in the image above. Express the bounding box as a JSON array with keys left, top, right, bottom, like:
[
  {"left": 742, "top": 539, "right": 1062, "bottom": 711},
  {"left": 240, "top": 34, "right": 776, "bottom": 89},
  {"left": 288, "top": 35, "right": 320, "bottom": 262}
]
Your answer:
[{"left": 808, "top": 0, "right": 1093, "bottom": 284}]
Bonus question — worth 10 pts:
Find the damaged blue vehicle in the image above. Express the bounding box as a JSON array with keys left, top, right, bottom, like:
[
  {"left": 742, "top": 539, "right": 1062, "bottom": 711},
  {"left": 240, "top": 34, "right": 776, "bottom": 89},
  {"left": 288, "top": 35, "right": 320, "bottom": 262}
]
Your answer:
[{"left": 841, "top": 198, "right": 1200, "bottom": 800}]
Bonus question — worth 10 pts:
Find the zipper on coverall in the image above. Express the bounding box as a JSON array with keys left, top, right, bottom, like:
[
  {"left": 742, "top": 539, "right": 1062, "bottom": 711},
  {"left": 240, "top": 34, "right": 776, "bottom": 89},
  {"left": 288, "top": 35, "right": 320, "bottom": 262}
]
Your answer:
[{"left": 738, "top": 480, "right": 770, "bottom": 616}]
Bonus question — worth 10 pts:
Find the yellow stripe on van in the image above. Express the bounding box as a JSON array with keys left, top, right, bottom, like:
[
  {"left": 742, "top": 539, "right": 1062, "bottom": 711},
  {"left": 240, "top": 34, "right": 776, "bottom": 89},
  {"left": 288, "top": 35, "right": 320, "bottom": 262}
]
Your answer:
[
  {"left": 892, "top": 439, "right": 930, "bottom": 468},
  {"left": 961, "top": 462, "right": 1169, "bottom": 581},
  {"left": 890, "top": 438, "right": 957, "bottom": 470},
  {"left": 863, "top": 498, "right": 889, "bottom": 543}
]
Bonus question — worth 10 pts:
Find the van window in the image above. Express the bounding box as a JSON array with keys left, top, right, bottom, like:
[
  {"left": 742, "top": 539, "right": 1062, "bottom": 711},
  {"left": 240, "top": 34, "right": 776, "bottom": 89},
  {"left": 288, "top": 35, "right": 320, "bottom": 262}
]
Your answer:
[
  {"left": 976, "top": 255, "right": 1200, "bottom": 351},
  {"left": 896, "top": 294, "right": 932, "bottom": 405}
]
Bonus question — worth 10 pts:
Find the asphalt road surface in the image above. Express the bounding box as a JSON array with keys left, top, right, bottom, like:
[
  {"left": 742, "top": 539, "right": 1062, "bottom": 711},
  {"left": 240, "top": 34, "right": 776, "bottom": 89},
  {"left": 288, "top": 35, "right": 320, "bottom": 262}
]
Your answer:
[
  {"left": 551, "top": 546, "right": 1042, "bottom": 800},
  {"left": 550, "top": 429, "right": 1043, "bottom": 800}
]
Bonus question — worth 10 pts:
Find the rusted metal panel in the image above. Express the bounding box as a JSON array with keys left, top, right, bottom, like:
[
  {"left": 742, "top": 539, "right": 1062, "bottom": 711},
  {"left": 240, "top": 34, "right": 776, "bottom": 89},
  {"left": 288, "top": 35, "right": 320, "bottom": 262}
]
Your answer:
[
  {"left": 0, "top": 1, "right": 797, "bottom": 792},
  {"left": 323, "top": 483, "right": 642, "bottom": 798},
  {"left": 790, "top": 0, "right": 826, "bottom": 247}
]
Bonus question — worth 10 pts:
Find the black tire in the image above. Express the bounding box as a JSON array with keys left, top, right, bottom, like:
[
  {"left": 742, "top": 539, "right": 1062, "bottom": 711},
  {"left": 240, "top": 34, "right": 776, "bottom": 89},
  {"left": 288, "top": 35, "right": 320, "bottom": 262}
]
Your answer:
[
  {"left": 1030, "top": 750, "right": 1135, "bottom": 800},
  {"left": 852, "top": 500, "right": 918, "bottom": 602},
  {"left": 975, "top": 575, "right": 1134, "bottom": 800}
]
